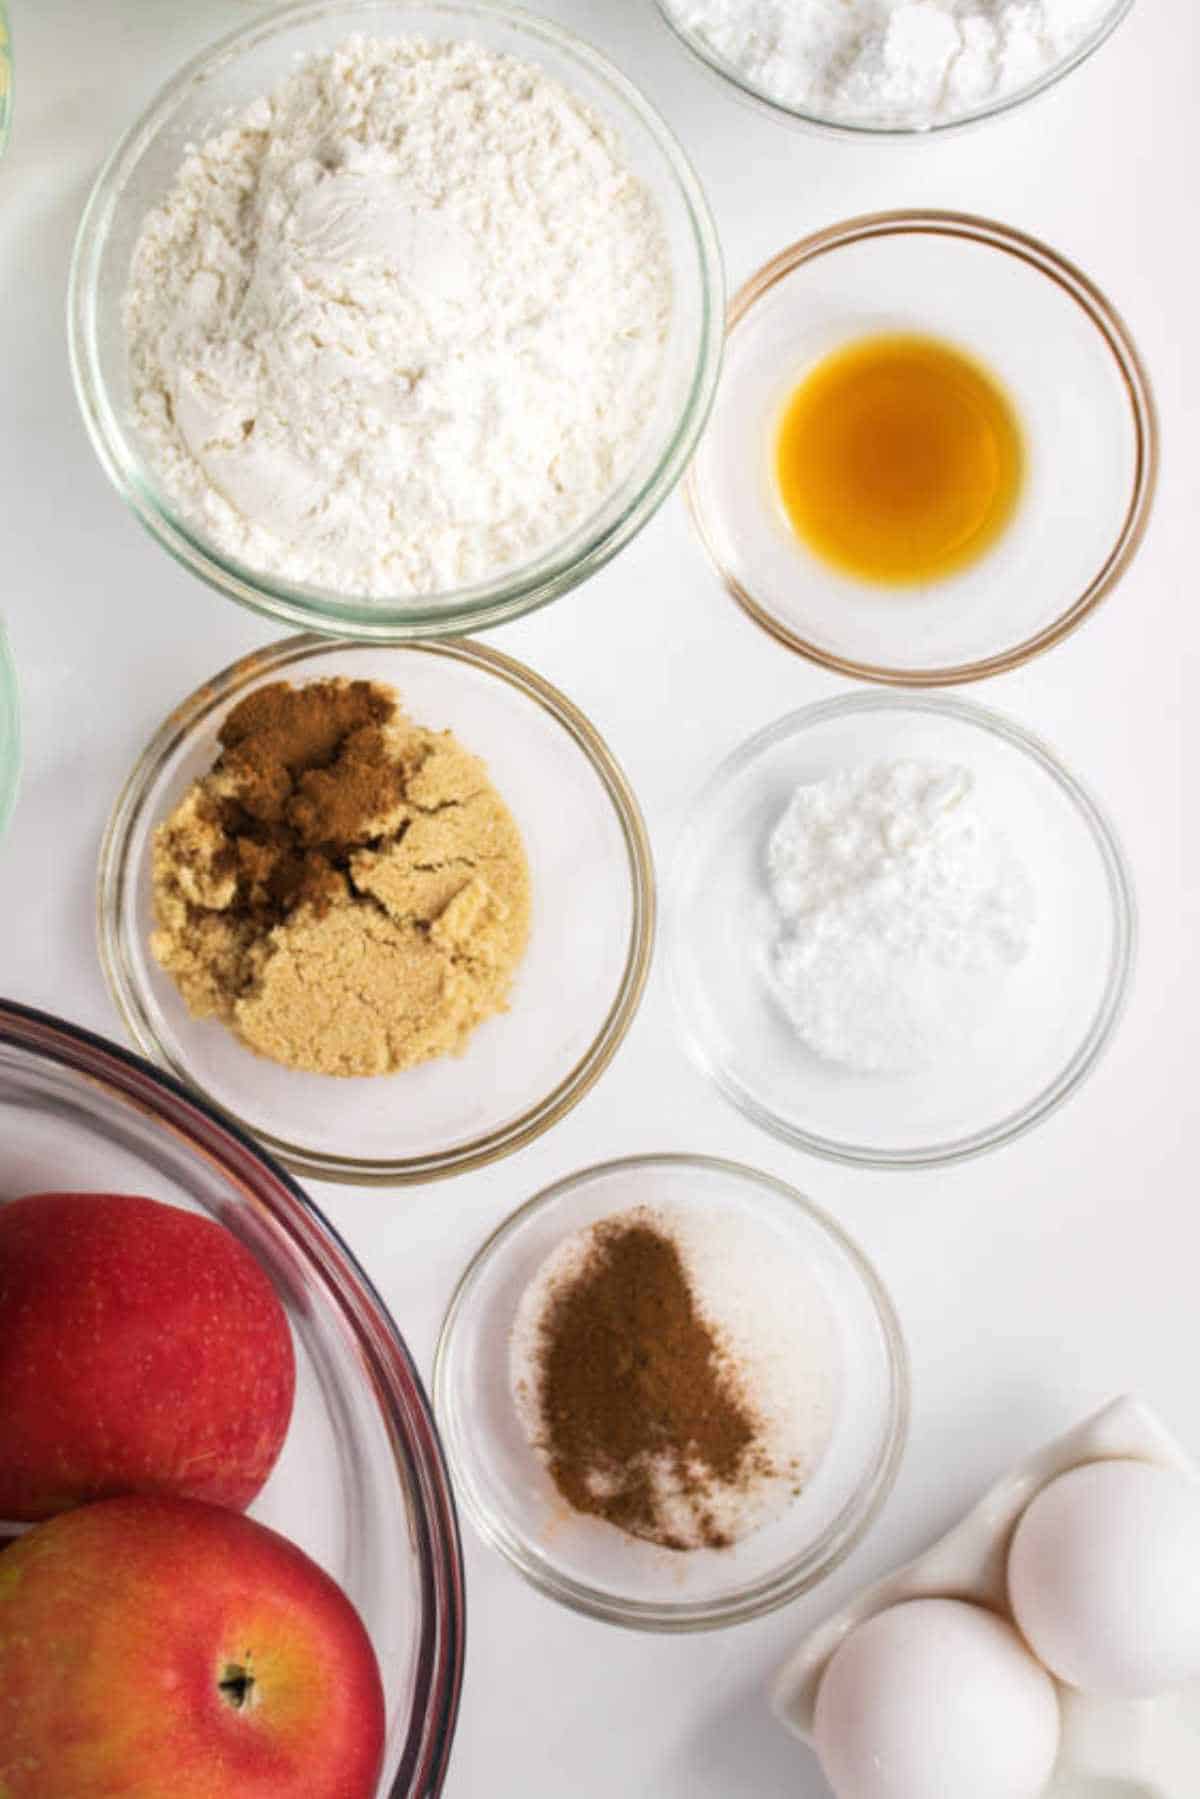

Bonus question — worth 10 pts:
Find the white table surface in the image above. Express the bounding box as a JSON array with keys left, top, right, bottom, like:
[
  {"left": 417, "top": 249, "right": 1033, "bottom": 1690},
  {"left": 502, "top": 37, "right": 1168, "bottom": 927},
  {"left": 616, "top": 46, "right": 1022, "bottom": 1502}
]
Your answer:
[{"left": 2, "top": 3, "right": 1195, "bottom": 1794}]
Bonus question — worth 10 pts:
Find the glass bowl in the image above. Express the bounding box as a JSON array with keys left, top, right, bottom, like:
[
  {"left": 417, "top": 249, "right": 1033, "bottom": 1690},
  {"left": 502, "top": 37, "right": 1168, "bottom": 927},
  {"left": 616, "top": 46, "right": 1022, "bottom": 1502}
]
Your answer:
[
  {"left": 0, "top": 998, "right": 463, "bottom": 1796},
  {"left": 652, "top": 0, "right": 1130, "bottom": 139},
  {"left": 667, "top": 693, "right": 1135, "bottom": 1169},
  {"left": 0, "top": 620, "right": 18, "bottom": 841},
  {"left": 68, "top": 0, "right": 724, "bottom": 641},
  {"left": 97, "top": 634, "right": 655, "bottom": 1185},
  {"left": 0, "top": 2, "right": 11, "bottom": 158},
  {"left": 433, "top": 1154, "right": 909, "bottom": 1632},
  {"left": 687, "top": 211, "right": 1157, "bottom": 686}
]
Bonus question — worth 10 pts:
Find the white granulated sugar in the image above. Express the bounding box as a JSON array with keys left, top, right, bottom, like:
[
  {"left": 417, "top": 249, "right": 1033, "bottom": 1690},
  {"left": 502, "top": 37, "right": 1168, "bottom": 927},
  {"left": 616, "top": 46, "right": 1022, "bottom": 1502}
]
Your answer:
[
  {"left": 124, "top": 37, "right": 673, "bottom": 598},
  {"left": 510, "top": 1204, "right": 837, "bottom": 1551},
  {"left": 666, "top": 0, "right": 1112, "bottom": 126},
  {"left": 766, "top": 761, "right": 1034, "bottom": 1074}
]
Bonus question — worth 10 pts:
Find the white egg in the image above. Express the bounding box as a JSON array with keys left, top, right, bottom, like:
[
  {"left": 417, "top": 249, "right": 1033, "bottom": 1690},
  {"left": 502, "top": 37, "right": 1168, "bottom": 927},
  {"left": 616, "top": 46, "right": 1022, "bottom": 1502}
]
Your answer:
[
  {"left": 1008, "top": 1459, "right": 1200, "bottom": 1697},
  {"left": 813, "top": 1597, "right": 1060, "bottom": 1799}
]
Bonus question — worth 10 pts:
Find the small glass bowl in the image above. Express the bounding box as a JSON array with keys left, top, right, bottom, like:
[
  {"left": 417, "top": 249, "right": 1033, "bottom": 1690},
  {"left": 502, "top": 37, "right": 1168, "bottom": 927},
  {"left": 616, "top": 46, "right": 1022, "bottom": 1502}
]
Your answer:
[
  {"left": 68, "top": 0, "right": 724, "bottom": 640},
  {"left": 0, "top": 620, "right": 18, "bottom": 841},
  {"left": 0, "top": 998, "right": 463, "bottom": 1797},
  {"left": 667, "top": 693, "right": 1136, "bottom": 1169},
  {"left": 652, "top": 0, "right": 1130, "bottom": 139},
  {"left": 434, "top": 1154, "right": 909, "bottom": 1632},
  {"left": 97, "top": 634, "right": 654, "bottom": 1185},
  {"left": 687, "top": 211, "right": 1157, "bottom": 686}
]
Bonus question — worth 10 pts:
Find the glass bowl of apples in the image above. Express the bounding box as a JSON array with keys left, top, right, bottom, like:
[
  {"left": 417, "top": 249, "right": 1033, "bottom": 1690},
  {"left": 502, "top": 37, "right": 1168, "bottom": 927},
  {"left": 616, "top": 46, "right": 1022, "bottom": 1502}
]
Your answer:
[{"left": 0, "top": 997, "right": 463, "bottom": 1797}]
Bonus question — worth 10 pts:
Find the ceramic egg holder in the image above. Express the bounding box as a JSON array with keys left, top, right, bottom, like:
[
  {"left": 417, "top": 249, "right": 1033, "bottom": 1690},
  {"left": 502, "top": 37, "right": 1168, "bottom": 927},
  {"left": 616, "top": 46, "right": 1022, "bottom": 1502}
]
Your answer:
[{"left": 773, "top": 1396, "right": 1200, "bottom": 1796}]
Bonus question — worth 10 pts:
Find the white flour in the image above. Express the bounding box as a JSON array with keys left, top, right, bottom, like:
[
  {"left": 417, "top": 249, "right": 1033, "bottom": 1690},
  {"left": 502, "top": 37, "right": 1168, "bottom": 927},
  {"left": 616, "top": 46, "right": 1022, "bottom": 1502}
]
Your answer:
[
  {"left": 665, "top": 0, "right": 1113, "bottom": 126},
  {"left": 766, "top": 761, "right": 1034, "bottom": 1074},
  {"left": 124, "top": 37, "right": 672, "bottom": 598}
]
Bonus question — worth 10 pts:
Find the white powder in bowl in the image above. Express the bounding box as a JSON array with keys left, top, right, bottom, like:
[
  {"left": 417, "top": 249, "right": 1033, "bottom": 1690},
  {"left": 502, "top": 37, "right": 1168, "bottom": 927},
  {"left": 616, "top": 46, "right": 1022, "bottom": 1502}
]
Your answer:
[
  {"left": 510, "top": 1204, "right": 837, "bottom": 1550},
  {"left": 765, "top": 761, "right": 1034, "bottom": 1074},
  {"left": 124, "top": 37, "right": 673, "bottom": 599},
  {"left": 664, "top": 0, "right": 1114, "bottom": 127}
]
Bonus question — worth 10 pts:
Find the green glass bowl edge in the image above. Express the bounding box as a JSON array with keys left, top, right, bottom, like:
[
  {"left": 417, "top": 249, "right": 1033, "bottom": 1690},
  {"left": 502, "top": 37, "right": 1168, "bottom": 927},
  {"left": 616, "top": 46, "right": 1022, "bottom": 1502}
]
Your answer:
[{"left": 0, "top": 3, "right": 12, "bottom": 159}]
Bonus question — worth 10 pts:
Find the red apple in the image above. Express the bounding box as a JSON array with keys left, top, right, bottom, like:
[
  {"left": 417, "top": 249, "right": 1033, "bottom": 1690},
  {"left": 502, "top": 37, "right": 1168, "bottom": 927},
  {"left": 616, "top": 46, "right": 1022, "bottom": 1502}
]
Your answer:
[
  {"left": 0, "top": 1494, "right": 385, "bottom": 1798},
  {"left": 0, "top": 1191, "right": 295, "bottom": 1521}
]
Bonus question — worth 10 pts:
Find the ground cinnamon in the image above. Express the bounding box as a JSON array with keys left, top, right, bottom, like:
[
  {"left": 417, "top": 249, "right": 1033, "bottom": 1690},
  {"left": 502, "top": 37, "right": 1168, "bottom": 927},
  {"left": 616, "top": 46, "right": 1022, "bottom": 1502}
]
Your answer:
[
  {"left": 530, "top": 1214, "right": 771, "bottom": 1551},
  {"left": 207, "top": 678, "right": 407, "bottom": 919}
]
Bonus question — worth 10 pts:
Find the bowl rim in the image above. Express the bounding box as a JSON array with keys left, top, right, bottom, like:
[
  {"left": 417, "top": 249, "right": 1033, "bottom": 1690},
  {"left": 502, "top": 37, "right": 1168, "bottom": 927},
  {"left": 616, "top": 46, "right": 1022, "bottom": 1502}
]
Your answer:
[
  {"left": 0, "top": 0, "right": 12, "bottom": 160},
  {"left": 650, "top": 0, "right": 1132, "bottom": 140},
  {"left": 96, "top": 632, "right": 657, "bottom": 1186},
  {"left": 0, "top": 995, "right": 465, "bottom": 1798},
  {"left": 66, "top": 0, "right": 725, "bottom": 642},
  {"left": 0, "top": 619, "right": 19, "bottom": 842},
  {"left": 666, "top": 690, "right": 1138, "bottom": 1169},
  {"left": 432, "top": 1151, "right": 911, "bottom": 1632},
  {"left": 685, "top": 208, "right": 1159, "bottom": 687}
]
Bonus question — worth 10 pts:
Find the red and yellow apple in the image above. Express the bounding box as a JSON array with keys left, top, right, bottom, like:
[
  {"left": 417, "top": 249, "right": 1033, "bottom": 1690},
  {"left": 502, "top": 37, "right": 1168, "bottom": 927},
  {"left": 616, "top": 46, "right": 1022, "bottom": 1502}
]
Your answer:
[
  {"left": 0, "top": 1191, "right": 295, "bottom": 1521},
  {"left": 0, "top": 1494, "right": 386, "bottom": 1798}
]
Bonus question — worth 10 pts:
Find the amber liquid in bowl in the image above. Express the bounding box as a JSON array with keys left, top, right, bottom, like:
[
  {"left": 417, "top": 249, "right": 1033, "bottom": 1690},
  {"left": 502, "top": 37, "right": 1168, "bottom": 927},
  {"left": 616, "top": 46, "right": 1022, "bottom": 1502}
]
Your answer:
[{"left": 775, "top": 332, "right": 1024, "bottom": 586}]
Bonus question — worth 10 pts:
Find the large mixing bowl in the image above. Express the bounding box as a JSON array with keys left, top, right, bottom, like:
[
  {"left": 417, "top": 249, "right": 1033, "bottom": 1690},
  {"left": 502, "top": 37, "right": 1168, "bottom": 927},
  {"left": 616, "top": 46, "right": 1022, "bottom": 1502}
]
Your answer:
[{"left": 0, "top": 999, "right": 464, "bottom": 1797}]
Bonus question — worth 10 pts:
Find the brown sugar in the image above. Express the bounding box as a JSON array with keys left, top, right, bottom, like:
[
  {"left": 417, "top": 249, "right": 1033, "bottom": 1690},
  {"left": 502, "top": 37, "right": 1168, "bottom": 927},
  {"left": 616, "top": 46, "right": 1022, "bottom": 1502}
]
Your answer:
[
  {"left": 526, "top": 1214, "right": 774, "bottom": 1551},
  {"left": 151, "top": 678, "right": 531, "bottom": 1077}
]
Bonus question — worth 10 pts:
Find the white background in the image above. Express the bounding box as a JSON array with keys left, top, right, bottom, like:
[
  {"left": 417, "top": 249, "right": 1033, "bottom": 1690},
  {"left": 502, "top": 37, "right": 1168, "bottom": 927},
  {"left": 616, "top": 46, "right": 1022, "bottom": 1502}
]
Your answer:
[{"left": 2, "top": 2, "right": 1195, "bottom": 1793}]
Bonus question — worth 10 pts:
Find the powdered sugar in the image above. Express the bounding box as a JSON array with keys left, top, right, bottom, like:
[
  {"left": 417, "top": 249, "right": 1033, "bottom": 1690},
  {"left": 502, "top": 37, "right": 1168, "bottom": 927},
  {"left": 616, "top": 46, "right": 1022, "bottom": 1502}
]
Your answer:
[
  {"left": 124, "top": 37, "right": 673, "bottom": 598},
  {"left": 664, "top": 0, "right": 1114, "bottom": 127},
  {"left": 766, "top": 761, "right": 1035, "bottom": 1074}
]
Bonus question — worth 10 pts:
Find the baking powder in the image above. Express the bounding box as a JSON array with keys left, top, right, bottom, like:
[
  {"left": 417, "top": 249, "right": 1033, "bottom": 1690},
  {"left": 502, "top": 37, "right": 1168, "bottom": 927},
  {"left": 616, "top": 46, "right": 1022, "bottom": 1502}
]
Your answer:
[
  {"left": 665, "top": 0, "right": 1113, "bottom": 126},
  {"left": 124, "top": 37, "right": 673, "bottom": 597},
  {"left": 766, "top": 761, "right": 1034, "bottom": 1074}
]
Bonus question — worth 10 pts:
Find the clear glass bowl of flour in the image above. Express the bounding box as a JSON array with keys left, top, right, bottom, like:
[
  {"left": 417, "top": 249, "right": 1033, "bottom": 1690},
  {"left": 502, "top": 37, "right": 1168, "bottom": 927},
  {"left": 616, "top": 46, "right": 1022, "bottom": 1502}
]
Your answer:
[
  {"left": 68, "top": 0, "right": 724, "bottom": 640},
  {"left": 687, "top": 212, "right": 1157, "bottom": 686},
  {"left": 97, "top": 634, "right": 655, "bottom": 1186},
  {"left": 651, "top": 0, "right": 1131, "bottom": 137},
  {"left": 434, "top": 1154, "right": 909, "bottom": 1631},
  {"left": 667, "top": 693, "right": 1136, "bottom": 1169}
]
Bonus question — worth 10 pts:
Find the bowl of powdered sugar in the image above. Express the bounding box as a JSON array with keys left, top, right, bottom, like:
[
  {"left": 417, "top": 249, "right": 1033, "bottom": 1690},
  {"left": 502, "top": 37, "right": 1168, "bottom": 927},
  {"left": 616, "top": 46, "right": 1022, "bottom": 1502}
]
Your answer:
[
  {"left": 667, "top": 693, "right": 1135, "bottom": 1168},
  {"left": 69, "top": 1, "right": 723, "bottom": 637},
  {"left": 653, "top": 0, "right": 1132, "bottom": 135}
]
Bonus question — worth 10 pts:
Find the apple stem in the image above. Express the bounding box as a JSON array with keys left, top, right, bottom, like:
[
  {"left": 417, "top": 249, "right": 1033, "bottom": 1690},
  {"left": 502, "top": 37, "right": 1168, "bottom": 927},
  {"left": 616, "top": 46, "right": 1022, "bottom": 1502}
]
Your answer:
[{"left": 219, "top": 1663, "right": 255, "bottom": 1711}]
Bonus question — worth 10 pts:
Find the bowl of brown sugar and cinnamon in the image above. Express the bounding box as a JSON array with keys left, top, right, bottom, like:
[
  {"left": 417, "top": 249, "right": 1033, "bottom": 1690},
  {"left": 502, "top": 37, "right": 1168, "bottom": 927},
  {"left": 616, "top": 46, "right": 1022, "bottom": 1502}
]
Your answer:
[
  {"left": 97, "top": 636, "right": 654, "bottom": 1184},
  {"left": 433, "top": 1154, "right": 909, "bottom": 1630}
]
